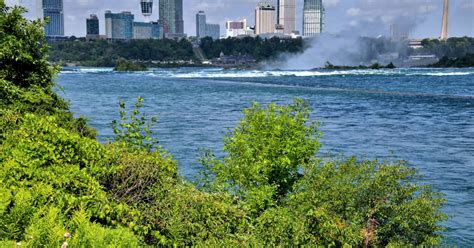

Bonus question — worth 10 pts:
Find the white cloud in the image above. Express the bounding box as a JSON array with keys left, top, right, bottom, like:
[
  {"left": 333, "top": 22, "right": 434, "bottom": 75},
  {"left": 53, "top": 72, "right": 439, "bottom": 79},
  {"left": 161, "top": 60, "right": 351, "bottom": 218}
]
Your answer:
[
  {"left": 324, "top": 0, "right": 340, "bottom": 8},
  {"left": 346, "top": 8, "right": 361, "bottom": 17}
]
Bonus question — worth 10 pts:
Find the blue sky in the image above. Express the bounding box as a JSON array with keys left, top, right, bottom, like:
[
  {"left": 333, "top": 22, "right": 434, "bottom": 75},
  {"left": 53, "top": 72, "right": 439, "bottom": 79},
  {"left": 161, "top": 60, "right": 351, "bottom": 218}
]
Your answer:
[{"left": 6, "top": 0, "right": 474, "bottom": 38}]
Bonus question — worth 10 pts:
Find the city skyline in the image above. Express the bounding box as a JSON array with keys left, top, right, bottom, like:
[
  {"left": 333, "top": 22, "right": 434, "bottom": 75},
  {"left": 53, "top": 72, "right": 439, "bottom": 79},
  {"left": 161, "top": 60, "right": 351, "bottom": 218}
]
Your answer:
[{"left": 6, "top": 0, "right": 474, "bottom": 38}]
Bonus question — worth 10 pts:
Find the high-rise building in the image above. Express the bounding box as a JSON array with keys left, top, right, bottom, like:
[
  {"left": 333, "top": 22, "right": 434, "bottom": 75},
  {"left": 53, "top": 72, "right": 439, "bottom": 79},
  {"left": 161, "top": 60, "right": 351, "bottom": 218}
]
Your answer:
[
  {"left": 226, "top": 19, "right": 248, "bottom": 37},
  {"left": 86, "top": 14, "right": 99, "bottom": 35},
  {"left": 37, "top": 0, "right": 64, "bottom": 37},
  {"left": 105, "top": 11, "right": 134, "bottom": 40},
  {"left": 133, "top": 21, "right": 163, "bottom": 39},
  {"left": 206, "top": 23, "right": 220, "bottom": 40},
  {"left": 196, "top": 11, "right": 206, "bottom": 38},
  {"left": 390, "top": 23, "right": 409, "bottom": 41},
  {"left": 277, "top": 0, "right": 296, "bottom": 34},
  {"left": 303, "top": 0, "right": 324, "bottom": 37},
  {"left": 255, "top": 1, "right": 276, "bottom": 35},
  {"left": 440, "top": 0, "right": 449, "bottom": 40},
  {"left": 159, "top": 0, "right": 184, "bottom": 35}
]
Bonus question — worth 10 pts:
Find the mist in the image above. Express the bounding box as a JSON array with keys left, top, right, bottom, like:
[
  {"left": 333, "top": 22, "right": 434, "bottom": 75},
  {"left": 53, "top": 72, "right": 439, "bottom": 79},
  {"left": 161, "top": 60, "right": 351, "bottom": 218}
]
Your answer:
[
  {"left": 265, "top": 34, "right": 409, "bottom": 70},
  {"left": 266, "top": 13, "right": 420, "bottom": 70}
]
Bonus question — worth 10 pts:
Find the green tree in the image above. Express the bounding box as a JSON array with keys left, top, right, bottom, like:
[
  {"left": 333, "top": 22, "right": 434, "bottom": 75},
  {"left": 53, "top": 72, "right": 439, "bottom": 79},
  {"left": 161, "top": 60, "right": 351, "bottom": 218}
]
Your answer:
[
  {"left": 203, "top": 99, "right": 321, "bottom": 211},
  {"left": 0, "top": 1, "right": 95, "bottom": 139}
]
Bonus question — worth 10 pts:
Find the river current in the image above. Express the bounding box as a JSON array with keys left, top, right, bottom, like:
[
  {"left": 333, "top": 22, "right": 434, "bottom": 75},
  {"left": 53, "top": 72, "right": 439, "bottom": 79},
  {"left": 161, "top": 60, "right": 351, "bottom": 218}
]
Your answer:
[{"left": 57, "top": 67, "right": 474, "bottom": 245}]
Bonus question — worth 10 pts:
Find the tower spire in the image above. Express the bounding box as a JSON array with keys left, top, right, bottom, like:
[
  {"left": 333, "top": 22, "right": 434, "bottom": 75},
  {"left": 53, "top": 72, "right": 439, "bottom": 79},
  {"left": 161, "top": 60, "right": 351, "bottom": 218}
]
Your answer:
[{"left": 440, "top": 0, "right": 449, "bottom": 40}]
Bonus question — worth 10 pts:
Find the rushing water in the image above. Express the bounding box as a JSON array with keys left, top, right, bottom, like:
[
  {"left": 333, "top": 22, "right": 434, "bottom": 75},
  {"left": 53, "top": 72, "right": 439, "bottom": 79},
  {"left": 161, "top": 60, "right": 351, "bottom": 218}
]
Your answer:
[{"left": 57, "top": 67, "right": 474, "bottom": 246}]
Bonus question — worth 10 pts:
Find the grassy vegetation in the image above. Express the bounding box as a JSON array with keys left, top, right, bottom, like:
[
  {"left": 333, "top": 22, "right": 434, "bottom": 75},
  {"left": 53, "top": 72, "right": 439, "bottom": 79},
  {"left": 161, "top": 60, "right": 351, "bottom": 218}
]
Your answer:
[
  {"left": 0, "top": 2, "right": 448, "bottom": 247},
  {"left": 323, "top": 61, "right": 396, "bottom": 70}
]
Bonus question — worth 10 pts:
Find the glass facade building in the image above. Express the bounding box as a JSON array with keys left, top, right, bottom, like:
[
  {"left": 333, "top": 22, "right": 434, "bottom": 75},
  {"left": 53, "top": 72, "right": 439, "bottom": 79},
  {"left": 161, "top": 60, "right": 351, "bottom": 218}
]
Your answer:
[
  {"left": 86, "top": 14, "right": 99, "bottom": 35},
  {"left": 159, "top": 0, "right": 184, "bottom": 34},
  {"left": 205, "top": 24, "right": 220, "bottom": 40},
  {"left": 105, "top": 11, "right": 134, "bottom": 40},
  {"left": 133, "top": 22, "right": 163, "bottom": 39},
  {"left": 196, "top": 11, "right": 206, "bottom": 38},
  {"left": 303, "top": 0, "right": 324, "bottom": 37},
  {"left": 39, "top": 0, "right": 64, "bottom": 37}
]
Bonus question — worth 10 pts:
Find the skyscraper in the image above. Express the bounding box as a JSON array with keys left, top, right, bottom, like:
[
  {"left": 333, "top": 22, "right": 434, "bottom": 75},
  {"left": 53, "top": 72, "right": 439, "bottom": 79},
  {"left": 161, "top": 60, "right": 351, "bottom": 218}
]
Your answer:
[
  {"left": 105, "top": 11, "right": 134, "bottom": 40},
  {"left": 86, "top": 14, "right": 99, "bottom": 39},
  {"left": 277, "top": 0, "right": 296, "bottom": 34},
  {"left": 255, "top": 1, "right": 276, "bottom": 35},
  {"left": 37, "top": 0, "right": 64, "bottom": 37},
  {"left": 206, "top": 24, "right": 220, "bottom": 40},
  {"left": 196, "top": 11, "right": 206, "bottom": 38},
  {"left": 303, "top": 0, "right": 324, "bottom": 37},
  {"left": 440, "top": 0, "right": 449, "bottom": 40},
  {"left": 159, "top": 0, "right": 184, "bottom": 34}
]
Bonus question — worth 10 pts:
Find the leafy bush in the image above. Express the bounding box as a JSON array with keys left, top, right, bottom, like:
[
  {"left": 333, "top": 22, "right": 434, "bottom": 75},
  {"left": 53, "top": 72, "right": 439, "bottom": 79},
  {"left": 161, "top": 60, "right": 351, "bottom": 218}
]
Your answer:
[{"left": 202, "top": 99, "right": 320, "bottom": 211}]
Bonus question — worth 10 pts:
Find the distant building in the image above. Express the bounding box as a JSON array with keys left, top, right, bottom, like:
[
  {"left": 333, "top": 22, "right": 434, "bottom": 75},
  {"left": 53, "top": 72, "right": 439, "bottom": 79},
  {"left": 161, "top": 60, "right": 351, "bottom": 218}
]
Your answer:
[
  {"left": 390, "top": 23, "right": 409, "bottom": 41},
  {"left": 37, "top": 0, "right": 64, "bottom": 37},
  {"left": 133, "top": 22, "right": 163, "bottom": 39},
  {"left": 226, "top": 20, "right": 248, "bottom": 37},
  {"left": 277, "top": 0, "right": 296, "bottom": 34},
  {"left": 159, "top": 0, "right": 184, "bottom": 35},
  {"left": 105, "top": 11, "right": 134, "bottom": 40},
  {"left": 255, "top": 1, "right": 276, "bottom": 35},
  {"left": 86, "top": 14, "right": 99, "bottom": 39},
  {"left": 196, "top": 11, "right": 206, "bottom": 38},
  {"left": 275, "top": 24, "right": 285, "bottom": 34},
  {"left": 195, "top": 11, "right": 220, "bottom": 40},
  {"left": 403, "top": 54, "right": 438, "bottom": 67},
  {"left": 206, "top": 23, "right": 220, "bottom": 40},
  {"left": 164, "top": 33, "right": 187, "bottom": 40},
  {"left": 303, "top": 0, "right": 324, "bottom": 37},
  {"left": 408, "top": 39, "right": 423, "bottom": 49},
  {"left": 212, "top": 52, "right": 257, "bottom": 67}
]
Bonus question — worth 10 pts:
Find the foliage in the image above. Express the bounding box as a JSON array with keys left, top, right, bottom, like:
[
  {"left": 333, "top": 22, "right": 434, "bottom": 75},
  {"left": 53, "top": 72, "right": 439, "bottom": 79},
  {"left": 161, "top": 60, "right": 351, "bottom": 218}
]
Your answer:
[
  {"left": 0, "top": 114, "right": 111, "bottom": 234},
  {"left": 114, "top": 58, "right": 148, "bottom": 72},
  {"left": 67, "top": 209, "right": 141, "bottom": 248},
  {"left": 200, "top": 100, "right": 446, "bottom": 246},
  {"left": 111, "top": 97, "right": 158, "bottom": 150},
  {"left": 290, "top": 158, "right": 447, "bottom": 246},
  {"left": 202, "top": 100, "right": 320, "bottom": 211},
  {"left": 48, "top": 38, "right": 196, "bottom": 67},
  {"left": 200, "top": 36, "right": 305, "bottom": 61},
  {"left": 324, "top": 61, "right": 397, "bottom": 70},
  {"left": 0, "top": 2, "right": 95, "bottom": 140},
  {"left": 421, "top": 37, "right": 474, "bottom": 58},
  {"left": 429, "top": 53, "right": 474, "bottom": 68}
]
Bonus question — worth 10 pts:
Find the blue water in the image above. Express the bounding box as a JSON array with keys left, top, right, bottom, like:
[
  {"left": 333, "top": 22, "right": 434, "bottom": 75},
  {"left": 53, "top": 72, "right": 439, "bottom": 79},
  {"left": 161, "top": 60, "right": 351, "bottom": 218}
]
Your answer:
[{"left": 57, "top": 67, "right": 474, "bottom": 246}]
